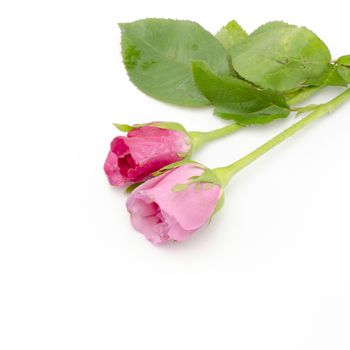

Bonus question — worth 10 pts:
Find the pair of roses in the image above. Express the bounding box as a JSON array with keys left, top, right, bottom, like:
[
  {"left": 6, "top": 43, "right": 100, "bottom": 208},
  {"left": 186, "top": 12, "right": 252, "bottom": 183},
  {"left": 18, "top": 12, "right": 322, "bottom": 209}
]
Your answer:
[
  {"left": 104, "top": 84, "right": 350, "bottom": 245},
  {"left": 104, "top": 122, "right": 232, "bottom": 244}
]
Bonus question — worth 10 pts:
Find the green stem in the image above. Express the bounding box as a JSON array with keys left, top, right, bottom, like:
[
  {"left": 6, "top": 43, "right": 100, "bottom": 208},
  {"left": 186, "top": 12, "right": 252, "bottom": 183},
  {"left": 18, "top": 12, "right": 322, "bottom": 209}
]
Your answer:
[
  {"left": 215, "top": 88, "right": 350, "bottom": 187},
  {"left": 189, "top": 123, "right": 242, "bottom": 151}
]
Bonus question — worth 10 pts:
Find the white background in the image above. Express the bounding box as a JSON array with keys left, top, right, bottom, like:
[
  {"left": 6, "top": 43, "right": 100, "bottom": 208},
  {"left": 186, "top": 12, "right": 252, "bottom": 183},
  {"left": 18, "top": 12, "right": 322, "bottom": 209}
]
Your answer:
[{"left": 1, "top": 0, "right": 350, "bottom": 349}]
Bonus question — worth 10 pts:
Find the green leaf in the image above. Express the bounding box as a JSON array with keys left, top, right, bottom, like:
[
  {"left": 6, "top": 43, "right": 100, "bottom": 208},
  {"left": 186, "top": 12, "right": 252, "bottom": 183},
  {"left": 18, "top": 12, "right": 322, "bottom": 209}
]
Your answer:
[
  {"left": 336, "top": 55, "right": 350, "bottom": 84},
  {"left": 323, "top": 67, "right": 348, "bottom": 86},
  {"left": 337, "top": 66, "right": 350, "bottom": 84},
  {"left": 215, "top": 20, "right": 247, "bottom": 53},
  {"left": 308, "top": 64, "right": 348, "bottom": 87},
  {"left": 231, "top": 21, "right": 331, "bottom": 91},
  {"left": 336, "top": 55, "right": 350, "bottom": 66},
  {"left": 119, "top": 18, "right": 230, "bottom": 107},
  {"left": 285, "top": 86, "right": 321, "bottom": 106},
  {"left": 192, "top": 61, "right": 290, "bottom": 125}
]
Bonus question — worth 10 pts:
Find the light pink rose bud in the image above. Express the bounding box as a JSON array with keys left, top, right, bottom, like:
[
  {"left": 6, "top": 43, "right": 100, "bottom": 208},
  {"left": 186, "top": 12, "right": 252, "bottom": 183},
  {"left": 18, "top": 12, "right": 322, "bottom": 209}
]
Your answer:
[
  {"left": 104, "top": 123, "right": 191, "bottom": 186},
  {"left": 126, "top": 163, "right": 223, "bottom": 244}
]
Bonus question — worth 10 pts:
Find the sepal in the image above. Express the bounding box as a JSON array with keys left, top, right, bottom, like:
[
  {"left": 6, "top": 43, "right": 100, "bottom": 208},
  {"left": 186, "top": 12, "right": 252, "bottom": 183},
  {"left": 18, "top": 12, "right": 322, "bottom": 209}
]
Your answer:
[
  {"left": 189, "top": 167, "right": 222, "bottom": 187},
  {"left": 113, "top": 121, "right": 190, "bottom": 136},
  {"left": 152, "top": 158, "right": 194, "bottom": 177},
  {"left": 113, "top": 123, "right": 136, "bottom": 132},
  {"left": 211, "top": 193, "right": 225, "bottom": 218},
  {"left": 150, "top": 121, "right": 188, "bottom": 134},
  {"left": 125, "top": 182, "right": 143, "bottom": 193}
]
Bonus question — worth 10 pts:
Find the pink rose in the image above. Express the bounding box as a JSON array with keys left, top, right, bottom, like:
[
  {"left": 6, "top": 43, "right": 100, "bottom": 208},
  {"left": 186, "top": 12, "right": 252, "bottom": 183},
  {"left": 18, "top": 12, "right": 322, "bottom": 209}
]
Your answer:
[
  {"left": 126, "top": 163, "right": 222, "bottom": 244},
  {"left": 104, "top": 124, "right": 191, "bottom": 186}
]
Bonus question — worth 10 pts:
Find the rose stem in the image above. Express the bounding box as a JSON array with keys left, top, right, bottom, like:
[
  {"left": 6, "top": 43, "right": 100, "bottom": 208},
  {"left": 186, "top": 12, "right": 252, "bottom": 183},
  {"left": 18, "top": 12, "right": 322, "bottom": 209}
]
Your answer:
[
  {"left": 215, "top": 88, "right": 350, "bottom": 187},
  {"left": 189, "top": 123, "right": 242, "bottom": 151}
]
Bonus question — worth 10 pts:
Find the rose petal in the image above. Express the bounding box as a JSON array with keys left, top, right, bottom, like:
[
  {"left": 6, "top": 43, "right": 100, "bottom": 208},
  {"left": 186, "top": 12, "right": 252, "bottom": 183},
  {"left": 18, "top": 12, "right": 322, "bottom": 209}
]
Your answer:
[
  {"left": 141, "top": 165, "right": 221, "bottom": 230},
  {"left": 104, "top": 151, "right": 125, "bottom": 186}
]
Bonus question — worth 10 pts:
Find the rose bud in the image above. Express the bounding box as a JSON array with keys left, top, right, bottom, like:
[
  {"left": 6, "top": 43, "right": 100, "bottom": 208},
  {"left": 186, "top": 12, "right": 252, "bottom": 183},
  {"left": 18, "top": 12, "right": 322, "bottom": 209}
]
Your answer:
[
  {"left": 126, "top": 163, "right": 223, "bottom": 244},
  {"left": 104, "top": 122, "right": 191, "bottom": 187},
  {"left": 104, "top": 122, "right": 241, "bottom": 187}
]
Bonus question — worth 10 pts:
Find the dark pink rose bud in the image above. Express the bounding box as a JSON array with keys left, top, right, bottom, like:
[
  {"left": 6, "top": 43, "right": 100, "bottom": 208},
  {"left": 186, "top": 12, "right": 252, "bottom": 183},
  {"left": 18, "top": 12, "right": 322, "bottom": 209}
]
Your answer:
[{"left": 104, "top": 123, "right": 191, "bottom": 186}]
